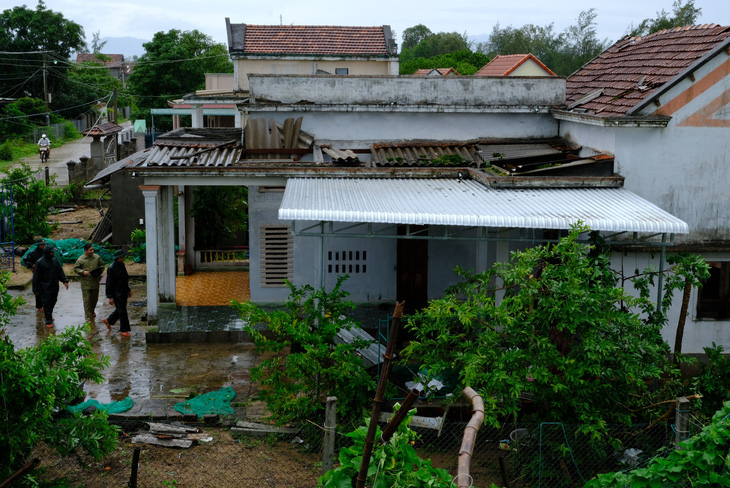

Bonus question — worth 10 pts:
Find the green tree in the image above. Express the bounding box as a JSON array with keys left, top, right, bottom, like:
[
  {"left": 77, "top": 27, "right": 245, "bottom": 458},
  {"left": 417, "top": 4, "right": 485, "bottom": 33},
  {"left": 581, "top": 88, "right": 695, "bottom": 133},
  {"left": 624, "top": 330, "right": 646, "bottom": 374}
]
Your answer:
[
  {"left": 127, "top": 29, "right": 233, "bottom": 131},
  {"left": 401, "top": 31, "right": 470, "bottom": 63},
  {"left": 191, "top": 186, "right": 248, "bottom": 249},
  {"left": 89, "top": 30, "right": 107, "bottom": 54},
  {"left": 53, "top": 59, "right": 129, "bottom": 120},
  {"left": 627, "top": 0, "right": 702, "bottom": 37},
  {"left": 402, "top": 224, "right": 707, "bottom": 438},
  {"left": 235, "top": 277, "right": 376, "bottom": 425},
  {"left": 399, "top": 49, "right": 490, "bottom": 75},
  {"left": 401, "top": 24, "right": 433, "bottom": 51},
  {"left": 0, "top": 272, "right": 118, "bottom": 480},
  {"left": 0, "top": 1, "right": 85, "bottom": 100},
  {"left": 477, "top": 9, "right": 608, "bottom": 76}
]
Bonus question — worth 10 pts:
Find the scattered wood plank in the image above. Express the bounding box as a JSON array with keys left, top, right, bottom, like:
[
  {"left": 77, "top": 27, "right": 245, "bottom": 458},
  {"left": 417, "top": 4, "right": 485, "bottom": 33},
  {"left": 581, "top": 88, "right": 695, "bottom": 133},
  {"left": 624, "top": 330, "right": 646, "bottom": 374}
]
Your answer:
[
  {"left": 131, "top": 433, "right": 193, "bottom": 449},
  {"left": 231, "top": 421, "right": 300, "bottom": 437}
]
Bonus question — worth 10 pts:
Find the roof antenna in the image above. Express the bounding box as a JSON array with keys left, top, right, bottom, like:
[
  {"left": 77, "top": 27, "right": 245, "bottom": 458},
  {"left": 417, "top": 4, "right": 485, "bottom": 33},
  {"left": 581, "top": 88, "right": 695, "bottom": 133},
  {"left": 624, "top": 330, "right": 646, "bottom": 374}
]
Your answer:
[{"left": 280, "top": 14, "right": 282, "bottom": 25}]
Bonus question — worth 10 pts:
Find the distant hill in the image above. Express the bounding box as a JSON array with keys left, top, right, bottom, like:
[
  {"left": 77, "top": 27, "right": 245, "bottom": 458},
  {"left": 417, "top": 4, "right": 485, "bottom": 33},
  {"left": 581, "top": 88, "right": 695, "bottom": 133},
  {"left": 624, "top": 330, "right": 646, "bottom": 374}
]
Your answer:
[{"left": 99, "top": 37, "right": 148, "bottom": 59}]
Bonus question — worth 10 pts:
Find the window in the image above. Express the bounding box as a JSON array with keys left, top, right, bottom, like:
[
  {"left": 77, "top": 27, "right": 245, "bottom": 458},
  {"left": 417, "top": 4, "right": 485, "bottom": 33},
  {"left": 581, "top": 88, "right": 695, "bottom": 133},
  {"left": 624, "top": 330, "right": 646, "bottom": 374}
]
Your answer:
[
  {"left": 696, "top": 262, "right": 730, "bottom": 319},
  {"left": 260, "top": 225, "right": 292, "bottom": 287},
  {"left": 328, "top": 249, "right": 367, "bottom": 274},
  {"left": 335, "top": 68, "right": 349, "bottom": 75}
]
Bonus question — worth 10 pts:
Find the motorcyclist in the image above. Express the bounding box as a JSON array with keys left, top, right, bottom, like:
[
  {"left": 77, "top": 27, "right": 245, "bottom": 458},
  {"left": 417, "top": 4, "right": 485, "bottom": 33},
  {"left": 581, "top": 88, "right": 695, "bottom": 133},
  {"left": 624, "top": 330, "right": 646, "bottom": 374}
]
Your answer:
[{"left": 37, "top": 134, "right": 51, "bottom": 159}]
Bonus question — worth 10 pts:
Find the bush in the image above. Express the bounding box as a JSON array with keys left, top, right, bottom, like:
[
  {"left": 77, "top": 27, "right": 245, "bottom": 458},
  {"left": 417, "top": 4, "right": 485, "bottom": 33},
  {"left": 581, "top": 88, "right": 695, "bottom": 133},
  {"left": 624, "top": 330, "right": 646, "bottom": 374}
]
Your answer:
[{"left": 0, "top": 142, "right": 12, "bottom": 161}]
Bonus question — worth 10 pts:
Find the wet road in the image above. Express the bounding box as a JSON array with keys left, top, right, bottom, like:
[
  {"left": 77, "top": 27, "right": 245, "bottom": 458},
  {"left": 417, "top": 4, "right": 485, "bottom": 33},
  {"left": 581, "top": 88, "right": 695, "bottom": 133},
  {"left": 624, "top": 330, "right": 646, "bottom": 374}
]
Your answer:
[{"left": 4, "top": 281, "right": 262, "bottom": 415}]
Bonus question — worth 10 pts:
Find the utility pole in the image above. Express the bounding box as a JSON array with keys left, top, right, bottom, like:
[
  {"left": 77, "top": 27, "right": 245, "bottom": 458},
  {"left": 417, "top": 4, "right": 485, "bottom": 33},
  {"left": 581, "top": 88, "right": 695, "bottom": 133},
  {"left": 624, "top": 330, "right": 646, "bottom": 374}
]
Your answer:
[
  {"left": 113, "top": 87, "right": 118, "bottom": 124},
  {"left": 42, "top": 53, "right": 49, "bottom": 127}
]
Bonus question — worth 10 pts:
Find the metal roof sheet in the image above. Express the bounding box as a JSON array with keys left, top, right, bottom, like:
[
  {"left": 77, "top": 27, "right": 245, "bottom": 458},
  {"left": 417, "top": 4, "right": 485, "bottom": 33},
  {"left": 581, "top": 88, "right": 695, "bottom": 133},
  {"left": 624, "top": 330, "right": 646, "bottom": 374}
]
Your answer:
[{"left": 278, "top": 178, "right": 688, "bottom": 234}]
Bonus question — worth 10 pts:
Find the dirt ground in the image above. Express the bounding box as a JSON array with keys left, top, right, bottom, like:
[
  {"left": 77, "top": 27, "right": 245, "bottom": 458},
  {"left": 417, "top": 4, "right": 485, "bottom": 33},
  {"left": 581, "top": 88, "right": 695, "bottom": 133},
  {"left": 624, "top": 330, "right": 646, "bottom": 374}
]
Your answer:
[{"left": 8, "top": 206, "right": 146, "bottom": 288}]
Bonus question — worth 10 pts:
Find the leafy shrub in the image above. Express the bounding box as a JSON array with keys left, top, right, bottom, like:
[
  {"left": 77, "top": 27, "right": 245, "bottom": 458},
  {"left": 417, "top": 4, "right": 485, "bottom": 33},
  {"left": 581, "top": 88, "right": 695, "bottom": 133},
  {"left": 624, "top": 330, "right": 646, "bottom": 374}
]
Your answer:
[
  {"left": 235, "top": 276, "right": 376, "bottom": 425},
  {"left": 318, "top": 408, "right": 453, "bottom": 488},
  {"left": 129, "top": 228, "right": 146, "bottom": 262},
  {"left": 692, "top": 343, "right": 730, "bottom": 417},
  {"left": 2, "top": 162, "right": 66, "bottom": 243},
  {"left": 0, "top": 141, "right": 12, "bottom": 161}
]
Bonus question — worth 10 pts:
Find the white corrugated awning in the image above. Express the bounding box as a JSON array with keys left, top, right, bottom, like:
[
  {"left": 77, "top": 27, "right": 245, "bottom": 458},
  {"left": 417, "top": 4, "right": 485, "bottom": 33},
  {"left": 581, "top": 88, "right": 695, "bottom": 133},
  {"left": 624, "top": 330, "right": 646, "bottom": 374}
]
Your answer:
[{"left": 278, "top": 178, "right": 688, "bottom": 234}]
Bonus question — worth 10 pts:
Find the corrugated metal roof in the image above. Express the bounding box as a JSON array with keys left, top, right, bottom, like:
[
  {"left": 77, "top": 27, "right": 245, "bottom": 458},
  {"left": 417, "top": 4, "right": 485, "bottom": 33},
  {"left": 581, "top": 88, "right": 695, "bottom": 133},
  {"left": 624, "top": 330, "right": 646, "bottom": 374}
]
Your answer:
[
  {"left": 145, "top": 144, "right": 242, "bottom": 167},
  {"left": 371, "top": 142, "right": 483, "bottom": 168},
  {"left": 278, "top": 178, "right": 688, "bottom": 234},
  {"left": 151, "top": 108, "right": 237, "bottom": 116}
]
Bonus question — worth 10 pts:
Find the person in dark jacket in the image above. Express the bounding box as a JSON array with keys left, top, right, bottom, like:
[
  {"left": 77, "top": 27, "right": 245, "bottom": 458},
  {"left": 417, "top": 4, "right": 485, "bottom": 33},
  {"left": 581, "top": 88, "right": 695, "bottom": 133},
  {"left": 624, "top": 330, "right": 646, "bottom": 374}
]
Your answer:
[
  {"left": 102, "top": 250, "right": 132, "bottom": 337},
  {"left": 25, "top": 238, "right": 47, "bottom": 311},
  {"left": 32, "top": 246, "right": 69, "bottom": 327}
]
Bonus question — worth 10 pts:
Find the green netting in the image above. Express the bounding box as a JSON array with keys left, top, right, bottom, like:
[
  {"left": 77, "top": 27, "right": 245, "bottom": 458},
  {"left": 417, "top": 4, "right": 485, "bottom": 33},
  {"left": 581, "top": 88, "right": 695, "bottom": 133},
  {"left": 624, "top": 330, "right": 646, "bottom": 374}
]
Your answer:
[
  {"left": 174, "top": 387, "right": 237, "bottom": 417},
  {"left": 66, "top": 397, "right": 135, "bottom": 414},
  {"left": 21, "top": 238, "right": 116, "bottom": 266}
]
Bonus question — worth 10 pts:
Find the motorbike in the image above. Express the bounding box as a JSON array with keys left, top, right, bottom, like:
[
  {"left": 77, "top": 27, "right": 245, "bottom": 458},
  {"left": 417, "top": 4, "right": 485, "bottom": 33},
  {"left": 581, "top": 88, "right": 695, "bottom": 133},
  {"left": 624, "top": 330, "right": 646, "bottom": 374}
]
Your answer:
[{"left": 39, "top": 146, "right": 50, "bottom": 163}]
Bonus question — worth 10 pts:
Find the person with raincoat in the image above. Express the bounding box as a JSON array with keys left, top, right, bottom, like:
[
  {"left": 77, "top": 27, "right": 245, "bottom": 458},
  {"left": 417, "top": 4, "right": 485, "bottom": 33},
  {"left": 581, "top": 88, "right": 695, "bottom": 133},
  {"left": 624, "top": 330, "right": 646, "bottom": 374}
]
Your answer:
[{"left": 32, "top": 246, "right": 69, "bottom": 327}]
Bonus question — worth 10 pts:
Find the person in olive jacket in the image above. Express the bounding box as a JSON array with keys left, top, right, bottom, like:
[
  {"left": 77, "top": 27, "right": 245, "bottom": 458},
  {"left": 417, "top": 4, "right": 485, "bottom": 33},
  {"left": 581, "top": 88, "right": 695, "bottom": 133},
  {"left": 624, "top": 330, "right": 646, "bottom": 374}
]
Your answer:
[
  {"left": 102, "top": 250, "right": 132, "bottom": 337},
  {"left": 73, "top": 243, "right": 105, "bottom": 322},
  {"left": 25, "top": 238, "right": 47, "bottom": 311},
  {"left": 32, "top": 246, "right": 69, "bottom": 327}
]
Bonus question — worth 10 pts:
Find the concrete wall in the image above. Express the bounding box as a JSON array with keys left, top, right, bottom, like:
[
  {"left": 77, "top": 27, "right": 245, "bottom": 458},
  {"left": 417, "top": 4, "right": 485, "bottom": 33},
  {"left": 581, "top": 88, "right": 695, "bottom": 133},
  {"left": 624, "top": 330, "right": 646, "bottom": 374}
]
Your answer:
[
  {"left": 248, "top": 74, "right": 566, "bottom": 107},
  {"left": 236, "top": 58, "right": 398, "bottom": 91},
  {"left": 205, "top": 73, "right": 234, "bottom": 90},
  {"left": 251, "top": 111, "right": 559, "bottom": 145},
  {"left": 510, "top": 60, "right": 553, "bottom": 77},
  {"left": 111, "top": 170, "right": 145, "bottom": 246}
]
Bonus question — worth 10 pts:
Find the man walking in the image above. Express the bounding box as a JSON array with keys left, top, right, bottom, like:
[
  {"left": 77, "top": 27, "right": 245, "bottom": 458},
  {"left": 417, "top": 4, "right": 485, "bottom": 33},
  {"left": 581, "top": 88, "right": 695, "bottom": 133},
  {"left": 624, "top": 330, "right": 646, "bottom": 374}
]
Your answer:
[
  {"left": 103, "top": 250, "right": 132, "bottom": 337},
  {"left": 24, "top": 238, "right": 46, "bottom": 311},
  {"left": 74, "top": 243, "right": 105, "bottom": 322},
  {"left": 32, "top": 246, "right": 69, "bottom": 327}
]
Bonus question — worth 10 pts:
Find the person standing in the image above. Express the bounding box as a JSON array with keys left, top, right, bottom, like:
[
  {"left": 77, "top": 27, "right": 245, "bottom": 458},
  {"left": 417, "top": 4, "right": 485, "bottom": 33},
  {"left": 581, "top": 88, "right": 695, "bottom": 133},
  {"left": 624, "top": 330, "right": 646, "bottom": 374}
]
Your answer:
[
  {"left": 73, "top": 243, "right": 105, "bottom": 322},
  {"left": 32, "top": 246, "right": 69, "bottom": 327},
  {"left": 24, "top": 238, "right": 46, "bottom": 311},
  {"left": 103, "top": 250, "right": 132, "bottom": 337}
]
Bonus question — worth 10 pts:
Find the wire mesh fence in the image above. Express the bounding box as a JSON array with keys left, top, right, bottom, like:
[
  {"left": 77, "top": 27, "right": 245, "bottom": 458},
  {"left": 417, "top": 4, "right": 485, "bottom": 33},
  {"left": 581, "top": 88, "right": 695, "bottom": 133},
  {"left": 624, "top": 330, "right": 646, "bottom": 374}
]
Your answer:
[{"left": 7, "top": 410, "right": 705, "bottom": 488}]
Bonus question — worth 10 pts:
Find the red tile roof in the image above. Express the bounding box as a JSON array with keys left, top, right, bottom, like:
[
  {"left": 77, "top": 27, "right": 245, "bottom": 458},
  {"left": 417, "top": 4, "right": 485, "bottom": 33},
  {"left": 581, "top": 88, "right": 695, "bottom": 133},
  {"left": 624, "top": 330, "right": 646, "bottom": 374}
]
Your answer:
[
  {"left": 475, "top": 54, "right": 556, "bottom": 77},
  {"left": 412, "top": 67, "right": 460, "bottom": 76},
  {"left": 238, "top": 25, "right": 393, "bottom": 56},
  {"left": 566, "top": 24, "right": 730, "bottom": 117},
  {"left": 76, "top": 53, "right": 124, "bottom": 67}
]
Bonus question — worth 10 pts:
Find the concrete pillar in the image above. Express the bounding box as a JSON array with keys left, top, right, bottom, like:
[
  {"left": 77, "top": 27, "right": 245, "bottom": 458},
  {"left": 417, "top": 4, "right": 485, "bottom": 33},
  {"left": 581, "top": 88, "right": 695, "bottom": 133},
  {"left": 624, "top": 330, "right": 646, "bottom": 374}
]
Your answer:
[
  {"left": 90, "top": 136, "right": 104, "bottom": 172},
  {"left": 185, "top": 188, "right": 195, "bottom": 269},
  {"left": 191, "top": 106, "right": 204, "bottom": 128},
  {"left": 177, "top": 186, "right": 186, "bottom": 276},
  {"left": 173, "top": 114, "right": 181, "bottom": 130},
  {"left": 234, "top": 110, "right": 243, "bottom": 128},
  {"left": 141, "top": 185, "right": 160, "bottom": 323},
  {"left": 66, "top": 161, "right": 77, "bottom": 185},
  {"left": 158, "top": 186, "right": 176, "bottom": 302}
]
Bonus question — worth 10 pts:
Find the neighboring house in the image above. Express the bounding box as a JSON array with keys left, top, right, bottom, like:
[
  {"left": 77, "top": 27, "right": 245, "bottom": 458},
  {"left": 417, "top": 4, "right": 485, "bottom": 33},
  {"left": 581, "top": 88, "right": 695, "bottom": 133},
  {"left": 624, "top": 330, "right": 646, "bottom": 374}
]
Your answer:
[
  {"left": 226, "top": 19, "right": 399, "bottom": 92},
  {"left": 412, "top": 67, "right": 460, "bottom": 76},
  {"left": 76, "top": 53, "right": 134, "bottom": 84},
  {"left": 475, "top": 54, "right": 556, "bottom": 77},
  {"left": 554, "top": 24, "right": 730, "bottom": 352}
]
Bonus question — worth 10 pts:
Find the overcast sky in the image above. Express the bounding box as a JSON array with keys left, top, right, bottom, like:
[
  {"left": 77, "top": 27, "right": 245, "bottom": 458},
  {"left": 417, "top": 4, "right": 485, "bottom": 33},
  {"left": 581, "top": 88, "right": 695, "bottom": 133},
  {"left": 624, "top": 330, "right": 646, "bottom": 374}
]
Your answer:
[{"left": 22, "top": 0, "right": 730, "bottom": 48}]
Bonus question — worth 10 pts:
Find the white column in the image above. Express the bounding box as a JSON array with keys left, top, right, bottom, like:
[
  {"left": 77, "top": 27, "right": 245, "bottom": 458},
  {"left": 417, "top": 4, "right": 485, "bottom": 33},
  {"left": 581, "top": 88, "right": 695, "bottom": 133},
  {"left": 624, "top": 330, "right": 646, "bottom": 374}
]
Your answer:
[
  {"left": 177, "top": 186, "right": 186, "bottom": 276},
  {"left": 158, "top": 186, "right": 175, "bottom": 301},
  {"left": 141, "top": 185, "right": 160, "bottom": 322},
  {"left": 191, "top": 106, "right": 204, "bottom": 128}
]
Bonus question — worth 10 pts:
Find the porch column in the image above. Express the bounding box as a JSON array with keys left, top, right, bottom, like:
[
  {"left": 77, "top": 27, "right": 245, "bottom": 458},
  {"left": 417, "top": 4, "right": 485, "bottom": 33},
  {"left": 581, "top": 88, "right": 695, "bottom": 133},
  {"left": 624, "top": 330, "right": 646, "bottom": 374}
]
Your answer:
[
  {"left": 159, "top": 185, "right": 176, "bottom": 302},
  {"left": 177, "top": 186, "right": 186, "bottom": 276},
  {"left": 191, "top": 106, "right": 204, "bottom": 128},
  {"left": 140, "top": 185, "right": 160, "bottom": 322}
]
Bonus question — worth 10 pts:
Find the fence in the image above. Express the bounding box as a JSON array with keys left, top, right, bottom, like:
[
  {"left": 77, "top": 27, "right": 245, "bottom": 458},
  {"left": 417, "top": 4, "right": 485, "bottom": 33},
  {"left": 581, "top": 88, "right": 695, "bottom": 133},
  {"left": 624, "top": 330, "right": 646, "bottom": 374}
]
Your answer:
[{"left": 7, "top": 405, "right": 707, "bottom": 488}]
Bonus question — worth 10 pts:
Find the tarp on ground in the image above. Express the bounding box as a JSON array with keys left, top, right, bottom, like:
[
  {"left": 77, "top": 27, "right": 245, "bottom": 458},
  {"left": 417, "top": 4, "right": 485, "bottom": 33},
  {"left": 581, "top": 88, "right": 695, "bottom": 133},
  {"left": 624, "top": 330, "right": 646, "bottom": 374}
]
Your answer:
[
  {"left": 174, "top": 387, "right": 237, "bottom": 417},
  {"left": 21, "top": 238, "right": 115, "bottom": 267},
  {"left": 67, "top": 397, "right": 135, "bottom": 414}
]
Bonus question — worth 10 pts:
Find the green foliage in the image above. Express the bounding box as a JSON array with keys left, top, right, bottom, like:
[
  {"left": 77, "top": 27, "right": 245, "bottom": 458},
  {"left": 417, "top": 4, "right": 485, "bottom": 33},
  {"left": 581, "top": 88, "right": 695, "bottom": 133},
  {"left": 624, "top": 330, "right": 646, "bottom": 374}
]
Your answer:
[
  {"left": 127, "top": 29, "right": 233, "bottom": 131},
  {"left": 129, "top": 228, "right": 146, "bottom": 262},
  {"left": 0, "top": 308, "right": 118, "bottom": 480},
  {"left": 401, "top": 31, "right": 470, "bottom": 61},
  {"left": 235, "top": 276, "right": 376, "bottom": 425},
  {"left": 401, "top": 25, "right": 433, "bottom": 51},
  {"left": 399, "top": 49, "right": 490, "bottom": 76},
  {"left": 0, "top": 141, "right": 12, "bottom": 161},
  {"left": 585, "top": 401, "right": 730, "bottom": 487},
  {"left": 477, "top": 9, "right": 609, "bottom": 76},
  {"left": 403, "top": 224, "right": 708, "bottom": 438},
  {"left": 2, "top": 162, "right": 65, "bottom": 243},
  {"left": 430, "top": 154, "right": 470, "bottom": 167},
  {"left": 0, "top": 1, "right": 85, "bottom": 100},
  {"left": 54, "top": 61, "right": 129, "bottom": 120},
  {"left": 692, "top": 343, "right": 730, "bottom": 417},
  {"left": 628, "top": 0, "right": 702, "bottom": 37},
  {"left": 191, "top": 186, "right": 247, "bottom": 249},
  {"left": 318, "top": 408, "right": 453, "bottom": 488}
]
